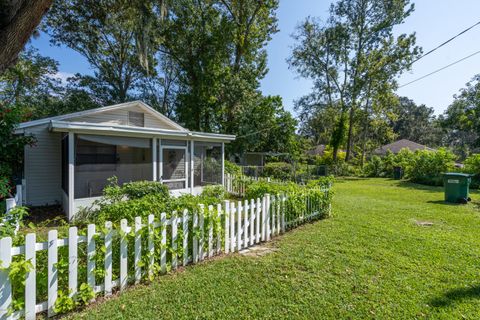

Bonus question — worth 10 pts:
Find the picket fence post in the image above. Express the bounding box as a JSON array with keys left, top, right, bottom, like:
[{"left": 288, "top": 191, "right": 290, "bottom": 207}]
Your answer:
[
  {"left": 120, "top": 219, "right": 128, "bottom": 291},
  {"left": 249, "top": 198, "right": 255, "bottom": 246},
  {"left": 230, "top": 202, "right": 235, "bottom": 252},
  {"left": 160, "top": 212, "right": 167, "bottom": 274},
  {"left": 87, "top": 224, "right": 96, "bottom": 290},
  {"left": 243, "top": 199, "right": 249, "bottom": 249},
  {"left": 193, "top": 210, "right": 199, "bottom": 263},
  {"left": 68, "top": 227, "right": 78, "bottom": 297},
  {"left": 25, "top": 233, "right": 36, "bottom": 320},
  {"left": 147, "top": 214, "right": 154, "bottom": 278},
  {"left": 208, "top": 205, "right": 214, "bottom": 258},
  {"left": 237, "top": 201, "right": 242, "bottom": 251},
  {"left": 224, "top": 200, "right": 230, "bottom": 254},
  {"left": 183, "top": 209, "right": 189, "bottom": 266},
  {"left": 104, "top": 221, "right": 112, "bottom": 296},
  {"left": 172, "top": 211, "right": 178, "bottom": 270},
  {"left": 266, "top": 194, "right": 271, "bottom": 241},
  {"left": 47, "top": 230, "right": 58, "bottom": 317},
  {"left": 216, "top": 203, "right": 222, "bottom": 254},
  {"left": 0, "top": 237, "right": 12, "bottom": 319},
  {"left": 134, "top": 217, "right": 142, "bottom": 283}
]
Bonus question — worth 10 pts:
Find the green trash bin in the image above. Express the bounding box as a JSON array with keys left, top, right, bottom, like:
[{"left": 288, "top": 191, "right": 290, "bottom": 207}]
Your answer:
[{"left": 443, "top": 173, "right": 472, "bottom": 203}]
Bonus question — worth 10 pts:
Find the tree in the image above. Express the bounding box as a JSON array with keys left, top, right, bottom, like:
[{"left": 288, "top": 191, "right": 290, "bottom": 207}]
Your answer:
[
  {"left": 0, "top": 0, "right": 53, "bottom": 74},
  {"left": 162, "top": 0, "right": 279, "bottom": 135},
  {"left": 391, "top": 96, "right": 442, "bottom": 147},
  {"left": 289, "top": 0, "right": 420, "bottom": 161},
  {"left": 234, "top": 95, "right": 297, "bottom": 155},
  {"left": 45, "top": 0, "right": 149, "bottom": 103},
  {"left": 440, "top": 74, "right": 480, "bottom": 158}
]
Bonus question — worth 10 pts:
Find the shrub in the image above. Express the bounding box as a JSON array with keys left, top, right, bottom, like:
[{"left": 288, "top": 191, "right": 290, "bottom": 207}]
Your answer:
[
  {"left": 363, "top": 155, "right": 384, "bottom": 177},
  {"left": 121, "top": 180, "right": 170, "bottom": 200},
  {"left": 313, "top": 145, "right": 346, "bottom": 165},
  {"left": 244, "top": 179, "right": 333, "bottom": 223},
  {"left": 201, "top": 185, "right": 227, "bottom": 199},
  {"left": 463, "top": 154, "right": 480, "bottom": 188},
  {"left": 262, "top": 162, "right": 293, "bottom": 180},
  {"left": 225, "top": 160, "right": 241, "bottom": 175},
  {"left": 407, "top": 148, "right": 456, "bottom": 186}
]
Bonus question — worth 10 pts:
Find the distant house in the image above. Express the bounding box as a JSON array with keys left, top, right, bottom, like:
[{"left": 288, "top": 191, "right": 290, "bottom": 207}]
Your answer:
[
  {"left": 373, "top": 139, "right": 435, "bottom": 156},
  {"left": 306, "top": 144, "right": 327, "bottom": 156},
  {"left": 15, "top": 101, "right": 235, "bottom": 219},
  {"left": 306, "top": 144, "right": 345, "bottom": 157}
]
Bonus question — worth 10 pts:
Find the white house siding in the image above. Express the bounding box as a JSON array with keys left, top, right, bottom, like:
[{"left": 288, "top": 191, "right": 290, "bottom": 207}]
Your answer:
[
  {"left": 24, "top": 124, "right": 62, "bottom": 206},
  {"left": 68, "top": 105, "right": 180, "bottom": 130}
]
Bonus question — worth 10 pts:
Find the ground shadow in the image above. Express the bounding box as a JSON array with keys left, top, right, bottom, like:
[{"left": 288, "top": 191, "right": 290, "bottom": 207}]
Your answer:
[
  {"left": 430, "top": 285, "right": 480, "bottom": 308},
  {"left": 396, "top": 180, "right": 443, "bottom": 193},
  {"left": 426, "top": 200, "right": 462, "bottom": 207}
]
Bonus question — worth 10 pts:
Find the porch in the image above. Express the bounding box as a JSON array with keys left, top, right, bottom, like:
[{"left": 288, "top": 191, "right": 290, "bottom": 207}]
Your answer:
[{"left": 60, "top": 130, "right": 227, "bottom": 219}]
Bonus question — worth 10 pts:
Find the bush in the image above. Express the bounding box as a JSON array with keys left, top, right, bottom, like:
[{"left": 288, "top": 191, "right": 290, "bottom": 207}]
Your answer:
[
  {"left": 224, "top": 160, "right": 241, "bottom": 175},
  {"left": 363, "top": 155, "right": 384, "bottom": 177},
  {"left": 463, "top": 154, "right": 480, "bottom": 188},
  {"left": 121, "top": 180, "right": 170, "bottom": 200},
  {"left": 407, "top": 148, "right": 456, "bottom": 186},
  {"left": 262, "top": 162, "right": 294, "bottom": 180},
  {"left": 201, "top": 185, "right": 227, "bottom": 199},
  {"left": 244, "top": 179, "right": 333, "bottom": 223}
]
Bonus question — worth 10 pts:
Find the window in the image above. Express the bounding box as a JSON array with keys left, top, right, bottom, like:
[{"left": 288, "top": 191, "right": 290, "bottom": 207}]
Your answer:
[
  {"left": 194, "top": 142, "right": 222, "bottom": 187},
  {"left": 128, "top": 111, "right": 144, "bottom": 127},
  {"left": 74, "top": 135, "right": 152, "bottom": 198}
]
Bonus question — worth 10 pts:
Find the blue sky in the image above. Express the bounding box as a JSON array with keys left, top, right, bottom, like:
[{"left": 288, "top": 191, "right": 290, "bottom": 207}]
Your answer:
[{"left": 30, "top": 0, "right": 480, "bottom": 116}]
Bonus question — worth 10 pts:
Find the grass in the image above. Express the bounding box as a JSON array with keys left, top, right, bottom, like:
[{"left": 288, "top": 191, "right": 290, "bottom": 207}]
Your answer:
[{"left": 69, "top": 178, "right": 480, "bottom": 319}]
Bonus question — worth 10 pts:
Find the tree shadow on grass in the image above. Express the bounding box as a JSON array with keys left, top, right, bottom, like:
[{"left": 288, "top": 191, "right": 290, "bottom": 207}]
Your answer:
[
  {"left": 430, "top": 285, "right": 480, "bottom": 308},
  {"left": 396, "top": 180, "right": 443, "bottom": 193}
]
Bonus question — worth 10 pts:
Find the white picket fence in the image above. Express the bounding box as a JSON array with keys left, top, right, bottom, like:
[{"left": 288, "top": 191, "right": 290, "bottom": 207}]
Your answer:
[
  {"left": 0, "top": 191, "right": 329, "bottom": 319},
  {"left": 224, "top": 173, "right": 271, "bottom": 197},
  {"left": 1, "top": 185, "right": 23, "bottom": 235}
]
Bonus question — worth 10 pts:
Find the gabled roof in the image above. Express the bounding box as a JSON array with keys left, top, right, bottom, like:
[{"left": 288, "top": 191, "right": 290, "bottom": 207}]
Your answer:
[
  {"left": 17, "top": 100, "right": 188, "bottom": 132},
  {"left": 373, "top": 139, "right": 435, "bottom": 155}
]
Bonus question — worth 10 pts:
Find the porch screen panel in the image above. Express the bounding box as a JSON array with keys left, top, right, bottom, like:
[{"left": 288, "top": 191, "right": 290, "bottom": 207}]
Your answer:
[
  {"left": 194, "top": 142, "right": 222, "bottom": 187},
  {"left": 74, "top": 135, "right": 152, "bottom": 199},
  {"left": 162, "top": 148, "right": 186, "bottom": 190}
]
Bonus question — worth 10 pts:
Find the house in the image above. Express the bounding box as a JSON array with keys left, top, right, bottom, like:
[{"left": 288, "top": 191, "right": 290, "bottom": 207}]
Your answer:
[
  {"left": 373, "top": 139, "right": 435, "bottom": 156},
  {"left": 306, "top": 144, "right": 327, "bottom": 156},
  {"left": 15, "top": 101, "right": 235, "bottom": 219}
]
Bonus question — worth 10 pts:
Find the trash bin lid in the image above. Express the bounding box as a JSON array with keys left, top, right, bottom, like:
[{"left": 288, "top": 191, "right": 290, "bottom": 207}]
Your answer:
[{"left": 443, "top": 172, "right": 473, "bottom": 177}]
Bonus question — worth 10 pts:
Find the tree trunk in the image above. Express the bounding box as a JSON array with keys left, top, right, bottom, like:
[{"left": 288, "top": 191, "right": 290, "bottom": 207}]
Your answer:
[
  {"left": 0, "top": 0, "right": 53, "bottom": 74},
  {"left": 345, "top": 105, "right": 355, "bottom": 161}
]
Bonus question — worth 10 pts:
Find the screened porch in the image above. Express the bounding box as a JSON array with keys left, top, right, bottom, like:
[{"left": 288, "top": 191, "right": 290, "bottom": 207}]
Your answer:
[{"left": 60, "top": 133, "right": 226, "bottom": 218}]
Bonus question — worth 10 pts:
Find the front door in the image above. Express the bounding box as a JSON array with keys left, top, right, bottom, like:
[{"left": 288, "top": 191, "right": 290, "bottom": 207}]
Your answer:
[{"left": 161, "top": 146, "right": 188, "bottom": 190}]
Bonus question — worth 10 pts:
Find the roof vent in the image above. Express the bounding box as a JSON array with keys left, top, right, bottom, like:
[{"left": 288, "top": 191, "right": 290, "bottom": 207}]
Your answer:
[{"left": 128, "top": 111, "right": 144, "bottom": 127}]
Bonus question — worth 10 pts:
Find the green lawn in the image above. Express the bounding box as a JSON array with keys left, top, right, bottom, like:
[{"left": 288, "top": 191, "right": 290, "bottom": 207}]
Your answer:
[{"left": 70, "top": 179, "right": 480, "bottom": 319}]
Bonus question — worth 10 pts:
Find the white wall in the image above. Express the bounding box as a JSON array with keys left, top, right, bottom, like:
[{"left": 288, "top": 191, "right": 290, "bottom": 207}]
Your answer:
[{"left": 24, "top": 124, "right": 62, "bottom": 206}]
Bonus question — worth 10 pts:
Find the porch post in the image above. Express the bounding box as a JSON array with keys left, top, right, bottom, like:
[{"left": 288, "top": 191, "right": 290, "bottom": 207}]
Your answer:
[
  {"left": 68, "top": 132, "right": 75, "bottom": 220},
  {"left": 221, "top": 142, "right": 225, "bottom": 186},
  {"left": 152, "top": 138, "right": 158, "bottom": 181},
  {"left": 190, "top": 140, "right": 194, "bottom": 193}
]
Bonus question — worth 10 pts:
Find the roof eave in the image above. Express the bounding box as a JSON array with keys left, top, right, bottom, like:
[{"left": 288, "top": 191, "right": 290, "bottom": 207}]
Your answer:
[{"left": 50, "top": 121, "right": 236, "bottom": 142}]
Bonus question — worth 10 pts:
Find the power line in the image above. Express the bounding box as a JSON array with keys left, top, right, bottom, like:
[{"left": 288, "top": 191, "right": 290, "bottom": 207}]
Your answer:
[
  {"left": 410, "top": 20, "right": 480, "bottom": 65},
  {"left": 236, "top": 124, "right": 279, "bottom": 139},
  {"left": 399, "top": 49, "right": 480, "bottom": 88}
]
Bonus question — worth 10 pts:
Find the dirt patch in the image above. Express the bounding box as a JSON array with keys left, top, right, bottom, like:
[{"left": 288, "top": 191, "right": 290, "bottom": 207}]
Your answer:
[
  {"left": 239, "top": 245, "right": 278, "bottom": 257},
  {"left": 412, "top": 219, "right": 434, "bottom": 227}
]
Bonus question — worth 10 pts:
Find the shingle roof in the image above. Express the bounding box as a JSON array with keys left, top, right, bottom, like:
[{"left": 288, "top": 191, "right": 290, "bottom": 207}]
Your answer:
[
  {"left": 306, "top": 144, "right": 327, "bottom": 156},
  {"left": 373, "top": 139, "right": 435, "bottom": 155}
]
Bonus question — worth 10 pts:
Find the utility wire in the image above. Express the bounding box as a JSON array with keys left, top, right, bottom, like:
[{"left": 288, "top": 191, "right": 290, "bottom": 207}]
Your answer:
[
  {"left": 410, "top": 20, "right": 480, "bottom": 65},
  {"left": 399, "top": 49, "right": 480, "bottom": 88},
  {"left": 236, "top": 124, "right": 281, "bottom": 139}
]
